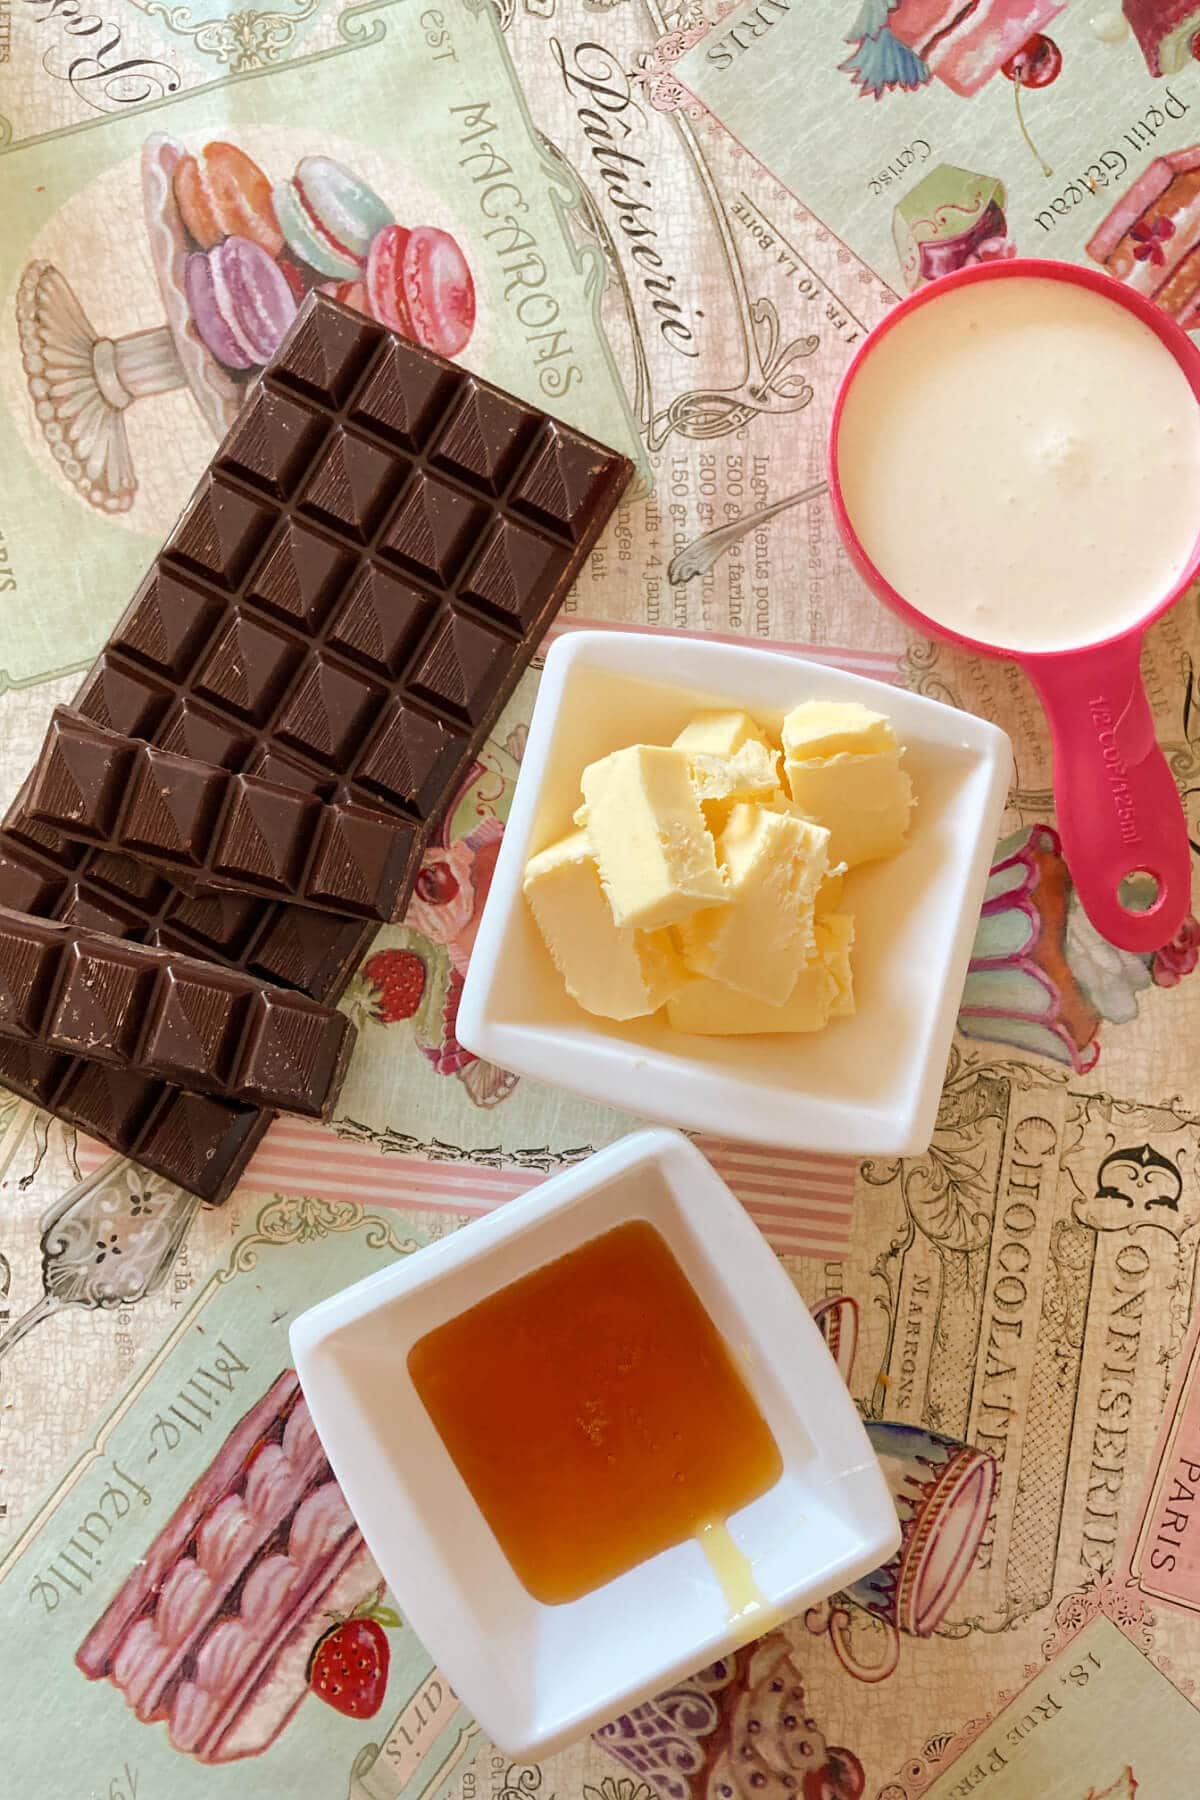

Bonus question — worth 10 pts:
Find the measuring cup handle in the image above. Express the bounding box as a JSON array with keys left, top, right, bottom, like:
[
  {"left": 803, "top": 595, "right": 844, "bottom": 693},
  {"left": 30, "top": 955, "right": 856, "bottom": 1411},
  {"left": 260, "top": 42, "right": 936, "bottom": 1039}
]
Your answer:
[{"left": 1023, "top": 638, "right": 1193, "bottom": 954}]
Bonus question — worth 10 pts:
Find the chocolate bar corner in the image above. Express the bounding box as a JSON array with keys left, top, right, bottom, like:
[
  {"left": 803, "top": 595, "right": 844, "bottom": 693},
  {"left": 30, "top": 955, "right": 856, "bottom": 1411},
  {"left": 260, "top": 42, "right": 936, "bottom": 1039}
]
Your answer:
[{"left": 0, "top": 294, "right": 633, "bottom": 1200}]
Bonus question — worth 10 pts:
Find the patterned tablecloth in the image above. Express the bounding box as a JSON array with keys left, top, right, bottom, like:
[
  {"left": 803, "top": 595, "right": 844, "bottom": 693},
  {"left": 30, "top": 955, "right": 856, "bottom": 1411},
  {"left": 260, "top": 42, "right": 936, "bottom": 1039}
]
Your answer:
[{"left": 1, "top": 2, "right": 1199, "bottom": 1795}]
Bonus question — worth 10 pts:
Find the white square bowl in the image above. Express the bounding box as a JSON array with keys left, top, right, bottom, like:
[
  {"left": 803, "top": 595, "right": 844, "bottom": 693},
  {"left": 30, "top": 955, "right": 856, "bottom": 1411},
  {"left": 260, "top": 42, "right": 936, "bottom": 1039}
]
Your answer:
[
  {"left": 290, "top": 1128, "right": 900, "bottom": 1759},
  {"left": 457, "top": 630, "right": 1011, "bottom": 1156}
]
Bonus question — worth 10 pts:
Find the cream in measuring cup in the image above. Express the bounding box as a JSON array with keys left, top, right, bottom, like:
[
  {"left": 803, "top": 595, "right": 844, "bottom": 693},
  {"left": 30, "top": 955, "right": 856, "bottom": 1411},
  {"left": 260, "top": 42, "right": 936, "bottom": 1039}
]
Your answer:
[{"left": 830, "top": 261, "right": 1200, "bottom": 953}]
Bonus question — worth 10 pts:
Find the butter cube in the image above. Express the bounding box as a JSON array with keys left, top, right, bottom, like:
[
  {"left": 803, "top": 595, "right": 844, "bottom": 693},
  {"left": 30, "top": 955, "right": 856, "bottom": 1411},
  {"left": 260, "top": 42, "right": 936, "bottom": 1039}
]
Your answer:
[
  {"left": 666, "top": 913, "right": 856, "bottom": 1036},
  {"left": 690, "top": 739, "right": 783, "bottom": 836},
  {"left": 687, "top": 738, "right": 781, "bottom": 805},
  {"left": 678, "top": 803, "right": 828, "bottom": 1004},
  {"left": 673, "top": 710, "right": 772, "bottom": 756},
  {"left": 782, "top": 701, "right": 913, "bottom": 868},
  {"left": 785, "top": 750, "right": 913, "bottom": 868},
  {"left": 667, "top": 953, "right": 838, "bottom": 1036},
  {"left": 782, "top": 701, "right": 896, "bottom": 761},
  {"left": 815, "top": 868, "right": 846, "bottom": 915},
  {"left": 523, "top": 831, "right": 687, "bottom": 1020},
  {"left": 818, "top": 915, "right": 856, "bottom": 1016},
  {"left": 580, "top": 745, "right": 728, "bottom": 930},
  {"left": 571, "top": 733, "right": 780, "bottom": 837}
]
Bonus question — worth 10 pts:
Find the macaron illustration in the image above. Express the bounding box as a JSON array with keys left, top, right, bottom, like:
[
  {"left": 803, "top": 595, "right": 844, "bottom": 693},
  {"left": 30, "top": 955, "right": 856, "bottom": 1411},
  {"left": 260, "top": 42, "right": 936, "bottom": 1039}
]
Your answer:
[
  {"left": 273, "top": 156, "right": 394, "bottom": 280},
  {"left": 185, "top": 235, "right": 299, "bottom": 371},
  {"left": 366, "top": 224, "right": 476, "bottom": 357},
  {"left": 173, "top": 142, "right": 283, "bottom": 257},
  {"left": 277, "top": 254, "right": 315, "bottom": 302},
  {"left": 319, "top": 278, "right": 371, "bottom": 315}
]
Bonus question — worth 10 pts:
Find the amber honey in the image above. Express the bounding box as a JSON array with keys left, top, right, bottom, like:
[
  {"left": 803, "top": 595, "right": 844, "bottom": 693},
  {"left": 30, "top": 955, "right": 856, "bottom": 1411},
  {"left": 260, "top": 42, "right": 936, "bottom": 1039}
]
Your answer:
[{"left": 407, "top": 1218, "right": 782, "bottom": 1604}]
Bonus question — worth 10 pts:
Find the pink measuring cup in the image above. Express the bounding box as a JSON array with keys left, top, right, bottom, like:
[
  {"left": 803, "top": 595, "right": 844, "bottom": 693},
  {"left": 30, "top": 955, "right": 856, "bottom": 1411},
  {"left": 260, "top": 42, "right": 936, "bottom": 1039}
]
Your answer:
[{"left": 829, "top": 257, "right": 1200, "bottom": 955}]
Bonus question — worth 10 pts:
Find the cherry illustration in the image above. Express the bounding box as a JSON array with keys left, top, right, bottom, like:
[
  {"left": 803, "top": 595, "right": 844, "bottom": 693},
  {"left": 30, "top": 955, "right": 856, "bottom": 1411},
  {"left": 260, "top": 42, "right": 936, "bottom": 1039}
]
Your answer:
[
  {"left": 1002, "top": 33, "right": 1062, "bottom": 178},
  {"left": 416, "top": 860, "right": 460, "bottom": 904},
  {"left": 1002, "top": 32, "right": 1062, "bottom": 87}
]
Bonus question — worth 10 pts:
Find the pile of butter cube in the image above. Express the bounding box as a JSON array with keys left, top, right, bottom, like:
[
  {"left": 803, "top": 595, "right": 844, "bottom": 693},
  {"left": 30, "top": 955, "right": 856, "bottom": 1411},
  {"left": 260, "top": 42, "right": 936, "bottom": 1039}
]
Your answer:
[{"left": 523, "top": 701, "right": 913, "bottom": 1036}]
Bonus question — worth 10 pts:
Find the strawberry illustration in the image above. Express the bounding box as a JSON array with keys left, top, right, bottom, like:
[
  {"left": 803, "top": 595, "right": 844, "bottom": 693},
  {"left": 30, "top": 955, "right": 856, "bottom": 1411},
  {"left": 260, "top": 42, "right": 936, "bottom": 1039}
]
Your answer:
[
  {"left": 308, "top": 1595, "right": 399, "bottom": 1718},
  {"left": 361, "top": 947, "right": 427, "bottom": 1024}
]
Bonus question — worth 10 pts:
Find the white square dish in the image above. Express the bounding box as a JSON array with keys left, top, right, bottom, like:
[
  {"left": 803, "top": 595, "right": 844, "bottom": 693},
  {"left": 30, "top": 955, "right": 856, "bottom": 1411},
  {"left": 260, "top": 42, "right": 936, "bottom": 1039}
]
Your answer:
[
  {"left": 456, "top": 630, "right": 1011, "bottom": 1156},
  {"left": 290, "top": 1128, "right": 900, "bottom": 1759}
]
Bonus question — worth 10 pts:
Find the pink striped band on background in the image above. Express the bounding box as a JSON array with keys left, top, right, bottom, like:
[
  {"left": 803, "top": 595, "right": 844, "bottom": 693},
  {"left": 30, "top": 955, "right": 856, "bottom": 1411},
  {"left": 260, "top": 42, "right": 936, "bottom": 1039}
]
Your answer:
[
  {"left": 75, "top": 1118, "right": 857, "bottom": 1260},
  {"left": 547, "top": 615, "right": 901, "bottom": 684}
]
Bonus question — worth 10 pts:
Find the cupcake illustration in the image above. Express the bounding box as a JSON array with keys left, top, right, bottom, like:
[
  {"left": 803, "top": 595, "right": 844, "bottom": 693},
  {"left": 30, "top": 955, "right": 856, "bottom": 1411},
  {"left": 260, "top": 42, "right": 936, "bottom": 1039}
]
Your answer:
[
  {"left": 841, "top": 0, "right": 1066, "bottom": 98},
  {"left": 1124, "top": 0, "right": 1200, "bottom": 77},
  {"left": 809, "top": 1306, "right": 996, "bottom": 1683},
  {"left": 805, "top": 1421, "right": 995, "bottom": 1681},
  {"left": 841, "top": 1, "right": 1066, "bottom": 173},
  {"left": 956, "top": 824, "right": 1200, "bottom": 1070},
  {"left": 595, "top": 1632, "right": 864, "bottom": 1800},
  {"left": 16, "top": 135, "right": 476, "bottom": 515},
  {"left": 892, "top": 164, "right": 1015, "bottom": 291}
]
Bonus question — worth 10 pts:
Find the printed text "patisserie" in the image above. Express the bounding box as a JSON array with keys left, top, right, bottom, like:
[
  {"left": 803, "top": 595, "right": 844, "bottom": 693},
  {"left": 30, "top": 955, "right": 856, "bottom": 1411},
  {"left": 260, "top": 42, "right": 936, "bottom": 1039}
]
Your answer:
[{"left": 550, "top": 38, "right": 701, "bottom": 360}]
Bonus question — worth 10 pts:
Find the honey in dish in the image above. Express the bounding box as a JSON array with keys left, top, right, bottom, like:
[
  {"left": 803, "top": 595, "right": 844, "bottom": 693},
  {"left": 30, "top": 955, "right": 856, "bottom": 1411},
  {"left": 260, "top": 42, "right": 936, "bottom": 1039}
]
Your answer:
[{"left": 407, "top": 1219, "right": 783, "bottom": 1605}]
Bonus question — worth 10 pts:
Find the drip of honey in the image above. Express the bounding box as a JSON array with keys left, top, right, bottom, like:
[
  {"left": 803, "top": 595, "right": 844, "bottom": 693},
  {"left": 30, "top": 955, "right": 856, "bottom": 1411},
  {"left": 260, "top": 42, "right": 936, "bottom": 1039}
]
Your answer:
[
  {"left": 697, "top": 1519, "right": 768, "bottom": 1623},
  {"left": 408, "top": 1219, "right": 783, "bottom": 1605}
]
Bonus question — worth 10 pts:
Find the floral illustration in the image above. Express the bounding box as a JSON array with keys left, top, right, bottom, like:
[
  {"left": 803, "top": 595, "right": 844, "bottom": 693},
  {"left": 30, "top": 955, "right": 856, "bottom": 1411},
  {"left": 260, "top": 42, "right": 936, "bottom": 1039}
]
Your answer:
[
  {"left": 1087, "top": 144, "right": 1200, "bottom": 333},
  {"left": 584, "top": 1780, "right": 655, "bottom": 1800},
  {"left": 1132, "top": 215, "right": 1175, "bottom": 265}
]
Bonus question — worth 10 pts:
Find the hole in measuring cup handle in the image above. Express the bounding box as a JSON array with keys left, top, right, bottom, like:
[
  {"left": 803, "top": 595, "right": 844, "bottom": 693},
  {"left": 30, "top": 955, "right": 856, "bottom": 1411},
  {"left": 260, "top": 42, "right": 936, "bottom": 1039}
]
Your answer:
[{"left": 1118, "top": 869, "right": 1163, "bottom": 916}]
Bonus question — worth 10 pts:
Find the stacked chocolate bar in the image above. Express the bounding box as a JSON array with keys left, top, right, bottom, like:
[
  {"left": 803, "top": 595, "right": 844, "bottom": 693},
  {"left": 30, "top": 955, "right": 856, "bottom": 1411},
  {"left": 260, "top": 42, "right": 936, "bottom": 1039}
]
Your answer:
[{"left": 0, "top": 296, "right": 631, "bottom": 1200}]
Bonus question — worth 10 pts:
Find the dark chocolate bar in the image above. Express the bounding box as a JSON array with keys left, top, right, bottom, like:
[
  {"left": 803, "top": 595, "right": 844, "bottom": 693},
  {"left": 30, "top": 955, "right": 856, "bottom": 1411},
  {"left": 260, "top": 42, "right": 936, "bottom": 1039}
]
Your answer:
[
  {"left": 28, "top": 710, "right": 418, "bottom": 921},
  {"left": 0, "top": 907, "right": 354, "bottom": 1120},
  {"left": 0, "top": 294, "right": 631, "bottom": 1200}
]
